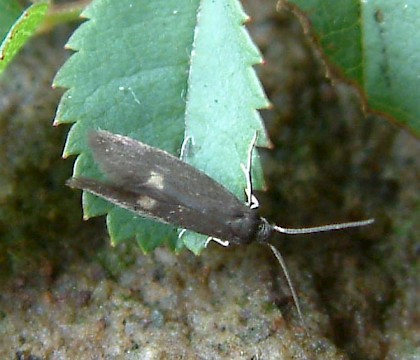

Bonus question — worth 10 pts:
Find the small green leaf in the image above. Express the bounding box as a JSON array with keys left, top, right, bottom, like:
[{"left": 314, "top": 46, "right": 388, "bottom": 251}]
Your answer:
[
  {"left": 55, "top": 0, "right": 269, "bottom": 254},
  {"left": 0, "top": 1, "right": 49, "bottom": 75},
  {"left": 282, "top": 0, "right": 420, "bottom": 136}
]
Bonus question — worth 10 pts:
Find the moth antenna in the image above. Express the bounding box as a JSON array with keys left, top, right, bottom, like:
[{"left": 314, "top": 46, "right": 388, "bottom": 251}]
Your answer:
[
  {"left": 266, "top": 243, "right": 306, "bottom": 329},
  {"left": 205, "top": 237, "right": 230, "bottom": 248},
  {"left": 242, "top": 131, "right": 259, "bottom": 209},
  {"left": 273, "top": 218, "right": 374, "bottom": 235}
]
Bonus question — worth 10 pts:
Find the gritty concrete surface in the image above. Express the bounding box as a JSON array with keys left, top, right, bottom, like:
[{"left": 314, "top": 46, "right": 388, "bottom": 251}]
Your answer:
[{"left": 0, "top": 1, "right": 419, "bottom": 359}]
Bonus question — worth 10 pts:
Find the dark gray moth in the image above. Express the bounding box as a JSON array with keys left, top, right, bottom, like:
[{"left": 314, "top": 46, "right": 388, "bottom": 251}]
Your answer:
[
  {"left": 68, "top": 130, "right": 273, "bottom": 245},
  {"left": 67, "top": 130, "right": 374, "bottom": 325}
]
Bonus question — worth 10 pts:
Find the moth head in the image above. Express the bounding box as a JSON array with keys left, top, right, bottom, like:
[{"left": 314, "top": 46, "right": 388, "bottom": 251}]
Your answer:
[{"left": 227, "top": 209, "right": 263, "bottom": 245}]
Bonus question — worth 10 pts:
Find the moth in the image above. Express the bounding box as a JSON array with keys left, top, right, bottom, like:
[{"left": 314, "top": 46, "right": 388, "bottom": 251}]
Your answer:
[{"left": 67, "top": 130, "right": 373, "bottom": 324}]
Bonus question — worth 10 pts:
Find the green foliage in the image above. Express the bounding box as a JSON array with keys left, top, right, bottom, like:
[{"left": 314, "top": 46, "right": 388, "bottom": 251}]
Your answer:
[
  {"left": 282, "top": 0, "right": 420, "bottom": 135},
  {"left": 54, "top": 0, "right": 269, "bottom": 254},
  {"left": 0, "top": 1, "right": 49, "bottom": 75}
]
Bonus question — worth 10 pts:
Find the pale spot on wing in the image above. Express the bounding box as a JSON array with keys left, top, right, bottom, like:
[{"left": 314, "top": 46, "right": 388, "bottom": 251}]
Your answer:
[
  {"left": 137, "top": 195, "right": 156, "bottom": 210},
  {"left": 146, "top": 171, "right": 164, "bottom": 190}
]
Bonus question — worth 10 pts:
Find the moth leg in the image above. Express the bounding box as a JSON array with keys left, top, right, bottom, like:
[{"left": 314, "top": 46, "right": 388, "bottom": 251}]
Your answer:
[
  {"left": 179, "top": 231, "right": 230, "bottom": 248},
  {"left": 241, "top": 131, "right": 259, "bottom": 209},
  {"left": 178, "top": 229, "right": 187, "bottom": 239},
  {"left": 180, "top": 136, "right": 194, "bottom": 161},
  {"left": 204, "top": 237, "right": 230, "bottom": 248}
]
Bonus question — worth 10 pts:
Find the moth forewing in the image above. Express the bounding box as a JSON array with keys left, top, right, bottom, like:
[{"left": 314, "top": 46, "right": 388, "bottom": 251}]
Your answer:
[{"left": 89, "top": 131, "right": 248, "bottom": 216}]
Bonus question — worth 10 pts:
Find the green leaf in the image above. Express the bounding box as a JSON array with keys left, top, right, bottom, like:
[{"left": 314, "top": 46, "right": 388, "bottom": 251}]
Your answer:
[
  {"left": 0, "top": 1, "right": 49, "bottom": 75},
  {"left": 281, "top": 0, "right": 420, "bottom": 136},
  {"left": 54, "top": 0, "right": 269, "bottom": 254}
]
